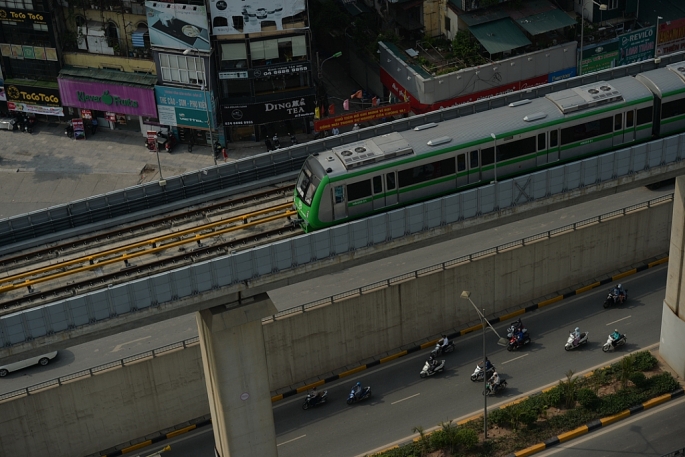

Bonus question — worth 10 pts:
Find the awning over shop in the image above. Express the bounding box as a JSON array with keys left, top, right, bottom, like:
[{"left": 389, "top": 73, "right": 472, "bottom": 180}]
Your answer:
[
  {"left": 132, "top": 27, "right": 149, "bottom": 48},
  {"left": 58, "top": 66, "right": 158, "bottom": 88},
  {"left": 516, "top": 9, "right": 576, "bottom": 36},
  {"left": 470, "top": 18, "right": 532, "bottom": 55},
  {"left": 339, "top": 0, "right": 372, "bottom": 16}
]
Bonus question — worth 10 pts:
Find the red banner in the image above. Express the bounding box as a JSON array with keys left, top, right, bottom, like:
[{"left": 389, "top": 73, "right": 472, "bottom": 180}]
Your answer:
[{"left": 314, "top": 103, "right": 410, "bottom": 131}]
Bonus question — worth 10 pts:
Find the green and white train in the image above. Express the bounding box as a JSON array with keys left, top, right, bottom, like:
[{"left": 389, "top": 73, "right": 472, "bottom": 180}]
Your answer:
[{"left": 295, "top": 63, "right": 685, "bottom": 232}]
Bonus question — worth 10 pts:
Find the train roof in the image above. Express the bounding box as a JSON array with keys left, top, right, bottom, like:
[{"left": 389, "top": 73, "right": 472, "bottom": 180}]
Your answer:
[
  {"left": 310, "top": 76, "right": 653, "bottom": 179},
  {"left": 635, "top": 64, "right": 685, "bottom": 98}
]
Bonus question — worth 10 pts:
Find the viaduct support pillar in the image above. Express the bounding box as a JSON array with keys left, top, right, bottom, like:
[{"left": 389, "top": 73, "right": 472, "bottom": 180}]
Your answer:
[
  {"left": 660, "top": 175, "right": 685, "bottom": 378},
  {"left": 196, "top": 293, "right": 278, "bottom": 457}
]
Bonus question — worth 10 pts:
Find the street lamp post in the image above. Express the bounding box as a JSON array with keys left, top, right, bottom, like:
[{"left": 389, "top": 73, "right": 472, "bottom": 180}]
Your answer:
[
  {"left": 460, "top": 291, "right": 508, "bottom": 441},
  {"left": 655, "top": 16, "right": 663, "bottom": 60},
  {"left": 318, "top": 51, "right": 342, "bottom": 79},
  {"left": 183, "top": 47, "right": 217, "bottom": 166},
  {"left": 579, "top": 1, "right": 608, "bottom": 76},
  {"left": 154, "top": 134, "right": 164, "bottom": 181}
]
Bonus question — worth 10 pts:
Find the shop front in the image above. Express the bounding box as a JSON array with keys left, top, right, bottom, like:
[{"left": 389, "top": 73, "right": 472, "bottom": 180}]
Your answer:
[
  {"left": 58, "top": 68, "right": 157, "bottom": 133},
  {"left": 3, "top": 81, "right": 63, "bottom": 118},
  {"left": 154, "top": 85, "right": 216, "bottom": 146},
  {"left": 222, "top": 93, "right": 315, "bottom": 142}
]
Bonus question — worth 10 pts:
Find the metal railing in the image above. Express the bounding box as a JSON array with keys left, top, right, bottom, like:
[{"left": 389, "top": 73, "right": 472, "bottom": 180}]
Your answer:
[
  {"left": 262, "top": 193, "right": 674, "bottom": 322},
  {"left": 0, "top": 336, "right": 199, "bottom": 402}
]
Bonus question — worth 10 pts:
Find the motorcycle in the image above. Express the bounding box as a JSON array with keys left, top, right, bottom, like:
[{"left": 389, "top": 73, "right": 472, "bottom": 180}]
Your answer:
[
  {"left": 565, "top": 331, "right": 589, "bottom": 351},
  {"left": 506, "top": 319, "right": 525, "bottom": 338},
  {"left": 290, "top": 133, "right": 298, "bottom": 145},
  {"left": 302, "top": 390, "right": 328, "bottom": 410},
  {"left": 24, "top": 114, "right": 36, "bottom": 133},
  {"left": 603, "top": 288, "right": 628, "bottom": 308},
  {"left": 156, "top": 131, "right": 176, "bottom": 153},
  {"left": 420, "top": 359, "right": 445, "bottom": 378},
  {"left": 483, "top": 379, "right": 508, "bottom": 396},
  {"left": 470, "top": 363, "right": 495, "bottom": 382},
  {"left": 346, "top": 385, "right": 372, "bottom": 405},
  {"left": 507, "top": 332, "right": 531, "bottom": 351},
  {"left": 602, "top": 333, "right": 627, "bottom": 352},
  {"left": 65, "top": 123, "right": 74, "bottom": 139},
  {"left": 430, "top": 341, "right": 455, "bottom": 357}
]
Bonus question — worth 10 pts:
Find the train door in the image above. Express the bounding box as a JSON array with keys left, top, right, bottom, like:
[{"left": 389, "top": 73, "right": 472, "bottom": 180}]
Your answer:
[
  {"left": 613, "top": 113, "right": 624, "bottom": 146},
  {"left": 468, "top": 150, "right": 481, "bottom": 184},
  {"left": 624, "top": 109, "right": 636, "bottom": 142},
  {"left": 332, "top": 184, "right": 347, "bottom": 220},
  {"left": 536, "top": 132, "right": 547, "bottom": 167},
  {"left": 548, "top": 129, "right": 560, "bottom": 163},
  {"left": 385, "top": 172, "right": 398, "bottom": 206},
  {"left": 456, "top": 153, "right": 467, "bottom": 187},
  {"left": 372, "top": 175, "right": 385, "bottom": 210}
]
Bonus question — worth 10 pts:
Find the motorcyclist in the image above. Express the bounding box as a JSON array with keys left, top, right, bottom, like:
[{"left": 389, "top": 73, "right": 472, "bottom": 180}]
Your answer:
[
  {"left": 516, "top": 329, "right": 525, "bottom": 344},
  {"left": 352, "top": 381, "right": 362, "bottom": 399},
  {"left": 610, "top": 328, "right": 622, "bottom": 345},
  {"left": 479, "top": 357, "right": 493, "bottom": 373},
  {"left": 309, "top": 386, "right": 324, "bottom": 404},
  {"left": 428, "top": 356, "right": 440, "bottom": 372},
  {"left": 488, "top": 371, "right": 500, "bottom": 393},
  {"left": 439, "top": 334, "right": 449, "bottom": 350},
  {"left": 573, "top": 327, "right": 581, "bottom": 346},
  {"left": 616, "top": 284, "right": 626, "bottom": 303}
]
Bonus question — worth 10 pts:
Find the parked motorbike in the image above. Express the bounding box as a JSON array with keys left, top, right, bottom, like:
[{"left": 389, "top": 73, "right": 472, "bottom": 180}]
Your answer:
[
  {"left": 506, "top": 318, "right": 525, "bottom": 338},
  {"left": 507, "top": 332, "right": 532, "bottom": 351},
  {"left": 24, "top": 114, "right": 36, "bottom": 133},
  {"left": 65, "top": 122, "right": 74, "bottom": 139},
  {"left": 483, "top": 379, "right": 508, "bottom": 396},
  {"left": 565, "top": 331, "right": 589, "bottom": 351},
  {"left": 430, "top": 341, "right": 455, "bottom": 357},
  {"left": 603, "top": 288, "right": 628, "bottom": 308},
  {"left": 470, "top": 363, "right": 495, "bottom": 382},
  {"left": 302, "top": 390, "right": 328, "bottom": 410},
  {"left": 290, "top": 133, "right": 298, "bottom": 145},
  {"left": 602, "top": 333, "right": 627, "bottom": 352},
  {"left": 156, "top": 131, "right": 176, "bottom": 153},
  {"left": 420, "top": 359, "right": 445, "bottom": 378},
  {"left": 346, "top": 385, "right": 372, "bottom": 405}
]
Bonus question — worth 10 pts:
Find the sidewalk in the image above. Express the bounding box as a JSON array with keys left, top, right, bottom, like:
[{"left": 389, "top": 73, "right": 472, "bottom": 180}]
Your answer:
[{"left": 0, "top": 121, "right": 292, "bottom": 219}]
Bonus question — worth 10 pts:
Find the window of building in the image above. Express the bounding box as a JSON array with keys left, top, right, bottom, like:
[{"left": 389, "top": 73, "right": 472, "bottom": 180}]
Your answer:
[
  {"left": 33, "top": 23, "right": 48, "bottom": 31},
  {"left": 221, "top": 42, "right": 247, "bottom": 69},
  {"left": 160, "top": 53, "right": 206, "bottom": 86},
  {"left": 220, "top": 78, "right": 250, "bottom": 98},
  {"left": 608, "top": 0, "right": 618, "bottom": 10},
  {"left": 250, "top": 35, "right": 307, "bottom": 66},
  {"left": 0, "top": 0, "right": 35, "bottom": 9}
]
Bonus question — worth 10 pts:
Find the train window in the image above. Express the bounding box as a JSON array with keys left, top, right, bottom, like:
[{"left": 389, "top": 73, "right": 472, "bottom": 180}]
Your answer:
[
  {"left": 550, "top": 130, "right": 558, "bottom": 147},
  {"left": 497, "top": 136, "right": 536, "bottom": 162},
  {"left": 457, "top": 154, "right": 466, "bottom": 172},
  {"left": 470, "top": 150, "right": 479, "bottom": 168},
  {"left": 537, "top": 133, "right": 546, "bottom": 151},
  {"left": 398, "top": 157, "right": 456, "bottom": 188},
  {"left": 386, "top": 173, "right": 396, "bottom": 190},
  {"left": 614, "top": 113, "right": 622, "bottom": 131},
  {"left": 334, "top": 186, "right": 344, "bottom": 204},
  {"left": 373, "top": 176, "right": 383, "bottom": 194},
  {"left": 347, "top": 180, "right": 372, "bottom": 201},
  {"left": 637, "top": 107, "right": 653, "bottom": 125},
  {"left": 661, "top": 100, "right": 685, "bottom": 120},
  {"left": 560, "top": 117, "right": 613, "bottom": 145},
  {"left": 481, "top": 147, "right": 494, "bottom": 166},
  {"left": 626, "top": 110, "right": 634, "bottom": 128}
]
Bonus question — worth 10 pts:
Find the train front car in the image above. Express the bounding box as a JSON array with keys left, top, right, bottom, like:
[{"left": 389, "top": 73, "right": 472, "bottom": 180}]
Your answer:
[{"left": 294, "top": 154, "right": 329, "bottom": 232}]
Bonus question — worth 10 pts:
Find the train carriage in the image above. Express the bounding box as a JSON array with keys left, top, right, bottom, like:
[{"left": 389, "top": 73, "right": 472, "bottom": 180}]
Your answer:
[
  {"left": 636, "top": 63, "right": 685, "bottom": 138},
  {"left": 295, "top": 75, "right": 658, "bottom": 232}
]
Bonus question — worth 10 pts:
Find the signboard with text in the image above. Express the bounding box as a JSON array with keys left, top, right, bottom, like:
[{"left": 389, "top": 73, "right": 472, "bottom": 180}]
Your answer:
[
  {"left": 208, "top": 0, "right": 305, "bottom": 35},
  {"left": 619, "top": 26, "right": 656, "bottom": 66},
  {"left": 145, "top": 1, "right": 210, "bottom": 51},
  {"left": 580, "top": 39, "right": 619, "bottom": 75},
  {"left": 5, "top": 83, "right": 61, "bottom": 107},
  {"left": 314, "top": 103, "right": 411, "bottom": 131},
  {"left": 154, "top": 85, "right": 215, "bottom": 129},
  {"left": 222, "top": 94, "right": 315, "bottom": 126}
]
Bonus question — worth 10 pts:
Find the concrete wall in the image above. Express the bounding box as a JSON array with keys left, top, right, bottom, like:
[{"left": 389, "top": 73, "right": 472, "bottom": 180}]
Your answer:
[{"left": 0, "top": 203, "right": 671, "bottom": 457}]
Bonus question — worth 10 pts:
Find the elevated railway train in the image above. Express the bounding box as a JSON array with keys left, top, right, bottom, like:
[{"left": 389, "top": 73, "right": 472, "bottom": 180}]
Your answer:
[{"left": 295, "top": 63, "right": 685, "bottom": 232}]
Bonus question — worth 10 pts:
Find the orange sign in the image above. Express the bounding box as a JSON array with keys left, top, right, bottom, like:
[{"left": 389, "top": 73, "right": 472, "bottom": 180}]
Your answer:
[{"left": 314, "top": 102, "right": 410, "bottom": 131}]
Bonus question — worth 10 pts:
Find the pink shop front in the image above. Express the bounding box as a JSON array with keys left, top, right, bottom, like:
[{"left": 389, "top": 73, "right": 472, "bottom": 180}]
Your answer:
[{"left": 57, "top": 70, "right": 158, "bottom": 134}]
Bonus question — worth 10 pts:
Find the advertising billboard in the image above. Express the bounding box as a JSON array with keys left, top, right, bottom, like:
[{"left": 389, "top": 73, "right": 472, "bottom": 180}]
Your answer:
[
  {"left": 155, "top": 85, "right": 216, "bottom": 129},
  {"left": 619, "top": 26, "right": 656, "bottom": 66},
  {"left": 208, "top": 0, "right": 305, "bottom": 35},
  {"left": 222, "top": 94, "right": 315, "bottom": 126},
  {"left": 146, "top": 1, "right": 210, "bottom": 51},
  {"left": 580, "top": 39, "right": 619, "bottom": 75},
  {"left": 314, "top": 103, "right": 410, "bottom": 131},
  {"left": 58, "top": 78, "right": 157, "bottom": 117}
]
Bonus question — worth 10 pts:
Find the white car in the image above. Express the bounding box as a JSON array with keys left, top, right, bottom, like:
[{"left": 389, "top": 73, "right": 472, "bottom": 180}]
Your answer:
[{"left": 0, "top": 351, "right": 58, "bottom": 377}]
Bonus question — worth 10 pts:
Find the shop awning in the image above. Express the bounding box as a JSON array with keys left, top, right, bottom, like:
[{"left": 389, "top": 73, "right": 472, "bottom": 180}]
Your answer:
[
  {"left": 470, "top": 18, "right": 532, "bottom": 55},
  {"left": 58, "top": 66, "right": 158, "bottom": 87},
  {"left": 132, "top": 28, "right": 149, "bottom": 48},
  {"left": 339, "top": 0, "right": 372, "bottom": 16},
  {"left": 516, "top": 9, "right": 576, "bottom": 36}
]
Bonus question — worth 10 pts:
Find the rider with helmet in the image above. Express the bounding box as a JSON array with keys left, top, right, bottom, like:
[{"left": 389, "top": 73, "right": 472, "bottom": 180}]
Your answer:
[
  {"left": 428, "top": 356, "right": 440, "bottom": 372},
  {"left": 573, "top": 327, "right": 581, "bottom": 346},
  {"left": 488, "top": 371, "right": 500, "bottom": 393},
  {"left": 352, "top": 382, "right": 362, "bottom": 399},
  {"left": 610, "top": 328, "right": 622, "bottom": 346}
]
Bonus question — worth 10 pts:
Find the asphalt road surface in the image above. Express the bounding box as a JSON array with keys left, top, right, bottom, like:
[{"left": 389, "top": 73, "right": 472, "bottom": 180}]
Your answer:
[{"left": 141, "top": 264, "right": 668, "bottom": 457}]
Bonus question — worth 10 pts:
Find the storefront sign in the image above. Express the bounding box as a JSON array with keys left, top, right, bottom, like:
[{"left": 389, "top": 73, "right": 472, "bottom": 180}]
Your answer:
[
  {"left": 314, "top": 103, "right": 411, "bottom": 131},
  {"left": 7, "top": 101, "right": 63, "bottom": 116},
  {"left": 218, "top": 71, "right": 249, "bottom": 80},
  {"left": 147, "top": 130, "right": 158, "bottom": 149},
  {"left": 580, "top": 39, "right": 619, "bottom": 75},
  {"left": 658, "top": 18, "right": 685, "bottom": 56},
  {"left": 251, "top": 62, "right": 310, "bottom": 78},
  {"left": 0, "top": 8, "right": 49, "bottom": 26},
  {"left": 58, "top": 78, "right": 157, "bottom": 117},
  {"left": 619, "top": 27, "right": 655, "bottom": 66},
  {"left": 81, "top": 109, "right": 92, "bottom": 119},
  {"left": 145, "top": 1, "right": 210, "bottom": 51},
  {"left": 72, "top": 118, "right": 85, "bottom": 140},
  {"left": 209, "top": 0, "right": 306, "bottom": 35},
  {"left": 105, "top": 112, "right": 117, "bottom": 122},
  {"left": 154, "top": 85, "right": 215, "bottom": 129},
  {"left": 5, "top": 83, "right": 61, "bottom": 106},
  {"left": 222, "top": 94, "right": 315, "bottom": 126}
]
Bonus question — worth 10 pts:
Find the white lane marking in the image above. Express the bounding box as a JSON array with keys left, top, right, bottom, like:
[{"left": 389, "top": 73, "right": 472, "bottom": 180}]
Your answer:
[
  {"left": 606, "top": 315, "right": 632, "bottom": 326},
  {"left": 391, "top": 393, "right": 420, "bottom": 405},
  {"left": 277, "top": 435, "right": 306, "bottom": 446},
  {"left": 111, "top": 336, "right": 151, "bottom": 352},
  {"left": 502, "top": 353, "right": 529, "bottom": 364}
]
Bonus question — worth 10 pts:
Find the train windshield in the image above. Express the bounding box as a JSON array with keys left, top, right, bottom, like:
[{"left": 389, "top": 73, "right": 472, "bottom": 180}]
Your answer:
[{"left": 296, "top": 160, "right": 321, "bottom": 206}]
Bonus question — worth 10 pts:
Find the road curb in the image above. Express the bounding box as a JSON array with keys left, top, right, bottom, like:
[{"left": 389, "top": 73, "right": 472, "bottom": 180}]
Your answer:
[
  {"left": 271, "top": 255, "right": 669, "bottom": 402},
  {"left": 505, "top": 388, "right": 685, "bottom": 457}
]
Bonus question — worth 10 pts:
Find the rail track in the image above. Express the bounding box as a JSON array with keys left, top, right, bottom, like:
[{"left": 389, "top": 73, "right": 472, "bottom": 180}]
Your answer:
[{"left": 0, "top": 183, "right": 301, "bottom": 312}]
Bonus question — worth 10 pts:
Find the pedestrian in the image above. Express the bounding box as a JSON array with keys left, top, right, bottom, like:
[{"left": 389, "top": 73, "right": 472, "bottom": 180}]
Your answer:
[
  {"left": 352, "top": 123, "right": 360, "bottom": 131},
  {"left": 265, "top": 137, "right": 273, "bottom": 151},
  {"left": 332, "top": 127, "right": 340, "bottom": 136},
  {"left": 222, "top": 147, "right": 228, "bottom": 162}
]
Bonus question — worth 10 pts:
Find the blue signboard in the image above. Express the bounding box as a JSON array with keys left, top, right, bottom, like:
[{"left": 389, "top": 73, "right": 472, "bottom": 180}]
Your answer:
[
  {"left": 548, "top": 67, "right": 576, "bottom": 83},
  {"left": 154, "top": 85, "right": 216, "bottom": 129}
]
